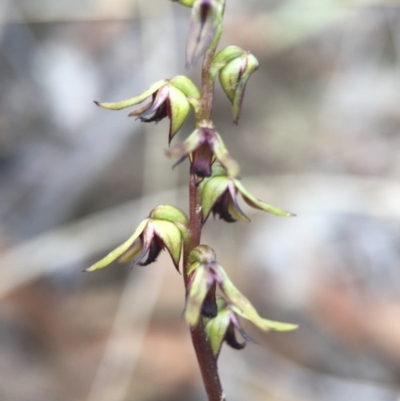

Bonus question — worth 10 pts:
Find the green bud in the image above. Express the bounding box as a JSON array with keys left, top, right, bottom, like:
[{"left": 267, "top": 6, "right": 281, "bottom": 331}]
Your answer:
[
  {"left": 188, "top": 244, "right": 217, "bottom": 264},
  {"left": 186, "top": 0, "right": 225, "bottom": 67},
  {"left": 185, "top": 263, "right": 214, "bottom": 326},
  {"left": 211, "top": 45, "right": 246, "bottom": 77},
  {"left": 219, "top": 52, "right": 259, "bottom": 124}
]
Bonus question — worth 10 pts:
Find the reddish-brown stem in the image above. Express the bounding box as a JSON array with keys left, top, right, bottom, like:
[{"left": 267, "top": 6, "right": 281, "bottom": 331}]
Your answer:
[{"left": 183, "top": 21, "right": 225, "bottom": 401}]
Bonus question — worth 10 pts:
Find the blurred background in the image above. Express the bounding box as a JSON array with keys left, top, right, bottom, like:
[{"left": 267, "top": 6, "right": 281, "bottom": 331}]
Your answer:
[{"left": 1, "top": 0, "right": 400, "bottom": 400}]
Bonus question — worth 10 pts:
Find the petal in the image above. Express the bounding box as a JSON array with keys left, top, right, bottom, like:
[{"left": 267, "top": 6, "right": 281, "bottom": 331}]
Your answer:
[
  {"left": 210, "top": 131, "right": 239, "bottom": 178},
  {"left": 226, "top": 181, "right": 250, "bottom": 222},
  {"left": 201, "top": 175, "right": 230, "bottom": 222},
  {"left": 185, "top": 265, "right": 214, "bottom": 326},
  {"left": 94, "top": 80, "right": 167, "bottom": 110},
  {"left": 127, "top": 101, "right": 153, "bottom": 117},
  {"left": 168, "top": 86, "right": 191, "bottom": 142},
  {"left": 232, "top": 54, "right": 259, "bottom": 124},
  {"left": 137, "top": 85, "right": 170, "bottom": 119},
  {"left": 151, "top": 219, "right": 183, "bottom": 271},
  {"left": 85, "top": 219, "right": 150, "bottom": 271},
  {"left": 234, "top": 179, "right": 294, "bottom": 217},
  {"left": 165, "top": 129, "right": 204, "bottom": 159},
  {"left": 118, "top": 238, "right": 143, "bottom": 263},
  {"left": 214, "top": 264, "right": 298, "bottom": 332},
  {"left": 204, "top": 307, "right": 231, "bottom": 357}
]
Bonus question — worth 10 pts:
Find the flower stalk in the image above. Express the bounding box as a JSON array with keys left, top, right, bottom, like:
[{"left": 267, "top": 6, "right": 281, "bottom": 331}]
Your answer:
[
  {"left": 89, "top": 1, "right": 297, "bottom": 400},
  {"left": 184, "top": 11, "right": 225, "bottom": 397}
]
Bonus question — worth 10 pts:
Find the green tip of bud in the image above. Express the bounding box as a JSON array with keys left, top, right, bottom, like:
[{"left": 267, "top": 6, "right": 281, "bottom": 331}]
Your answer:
[
  {"left": 188, "top": 244, "right": 217, "bottom": 264},
  {"left": 171, "top": 0, "right": 196, "bottom": 7}
]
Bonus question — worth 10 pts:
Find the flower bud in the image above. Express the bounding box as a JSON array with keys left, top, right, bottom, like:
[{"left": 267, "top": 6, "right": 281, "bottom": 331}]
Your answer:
[
  {"left": 210, "top": 45, "right": 246, "bottom": 77},
  {"left": 186, "top": 0, "right": 225, "bottom": 67},
  {"left": 219, "top": 52, "right": 259, "bottom": 124}
]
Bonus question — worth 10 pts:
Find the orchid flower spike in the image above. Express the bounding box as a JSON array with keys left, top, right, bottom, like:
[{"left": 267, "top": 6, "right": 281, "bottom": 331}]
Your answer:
[{"left": 86, "top": 205, "right": 189, "bottom": 272}]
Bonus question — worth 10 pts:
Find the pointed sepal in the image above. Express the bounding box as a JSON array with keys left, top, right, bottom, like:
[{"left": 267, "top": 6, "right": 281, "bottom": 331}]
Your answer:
[
  {"left": 94, "top": 80, "right": 167, "bottom": 110},
  {"left": 216, "top": 265, "right": 298, "bottom": 332},
  {"left": 211, "top": 45, "right": 246, "bottom": 77},
  {"left": 151, "top": 219, "right": 183, "bottom": 270},
  {"left": 85, "top": 218, "right": 150, "bottom": 271},
  {"left": 234, "top": 180, "right": 294, "bottom": 217}
]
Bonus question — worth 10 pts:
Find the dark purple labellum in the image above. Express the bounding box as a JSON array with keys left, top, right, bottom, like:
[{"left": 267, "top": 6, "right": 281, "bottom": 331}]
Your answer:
[
  {"left": 139, "top": 235, "right": 163, "bottom": 266},
  {"left": 225, "top": 325, "right": 246, "bottom": 350},
  {"left": 212, "top": 191, "right": 236, "bottom": 222},
  {"left": 201, "top": 282, "right": 218, "bottom": 318}
]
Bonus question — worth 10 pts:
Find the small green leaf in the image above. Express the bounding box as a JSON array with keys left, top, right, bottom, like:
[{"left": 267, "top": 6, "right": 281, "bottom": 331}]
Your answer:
[
  {"left": 201, "top": 176, "right": 230, "bottom": 221},
  {"left": 234, "top": 180, "right": 294, "bottom": 217},
  {"left": 86, "top": 219, "right": 150, "bottom": 271},
  {"left": 151, "top": 219, "right": 183, "bottom": 270},
  {"left": 94, "top": 80, "right": 166, "bottom": 110}
]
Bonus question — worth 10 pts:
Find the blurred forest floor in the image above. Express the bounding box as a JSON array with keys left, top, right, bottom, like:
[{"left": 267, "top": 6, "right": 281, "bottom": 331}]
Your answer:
[{"left": 1, "top": 1, "right": 400, "bottom": 401}]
